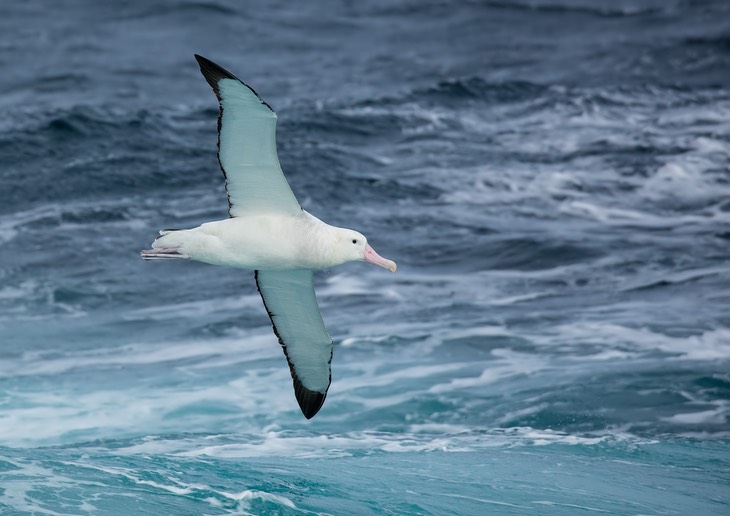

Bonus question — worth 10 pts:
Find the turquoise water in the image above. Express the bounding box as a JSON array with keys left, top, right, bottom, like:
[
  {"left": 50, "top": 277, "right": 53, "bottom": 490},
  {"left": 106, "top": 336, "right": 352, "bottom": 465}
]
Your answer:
[
  {"left": 1, "top": 0, "right": 729, "bottom": 514},
  {"left": 1, "top": 439, "right": 727, "bottom": 514}
]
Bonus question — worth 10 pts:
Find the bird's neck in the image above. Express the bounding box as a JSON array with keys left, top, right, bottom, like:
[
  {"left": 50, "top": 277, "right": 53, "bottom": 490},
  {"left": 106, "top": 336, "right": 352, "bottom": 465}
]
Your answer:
[{"left": 300, "top": 212, "right": 350, "bottom": 269}]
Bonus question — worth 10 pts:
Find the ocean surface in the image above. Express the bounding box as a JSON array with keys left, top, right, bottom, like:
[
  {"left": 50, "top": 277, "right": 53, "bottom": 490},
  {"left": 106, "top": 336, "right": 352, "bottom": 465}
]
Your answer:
[{"left": 1, "top": 0, "right": 729, "bottom": 514}]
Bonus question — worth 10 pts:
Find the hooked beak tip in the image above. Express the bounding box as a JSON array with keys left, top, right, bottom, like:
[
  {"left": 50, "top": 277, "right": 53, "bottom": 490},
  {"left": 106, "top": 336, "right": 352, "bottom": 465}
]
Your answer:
[{"left": 364, "top": 244, "right": 397, "bottom": 273}]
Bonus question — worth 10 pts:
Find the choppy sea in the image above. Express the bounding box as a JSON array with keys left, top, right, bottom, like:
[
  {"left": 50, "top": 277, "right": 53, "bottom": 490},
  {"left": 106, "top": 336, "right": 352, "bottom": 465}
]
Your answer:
[{"left": 1, "top": 0, "right": 729, "bottom": 514}]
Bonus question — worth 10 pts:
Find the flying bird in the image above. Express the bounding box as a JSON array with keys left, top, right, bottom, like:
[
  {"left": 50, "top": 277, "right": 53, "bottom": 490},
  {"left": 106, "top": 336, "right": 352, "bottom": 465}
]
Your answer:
[{"left": 141, "top": 55, "right": 397, "bottom": 419}]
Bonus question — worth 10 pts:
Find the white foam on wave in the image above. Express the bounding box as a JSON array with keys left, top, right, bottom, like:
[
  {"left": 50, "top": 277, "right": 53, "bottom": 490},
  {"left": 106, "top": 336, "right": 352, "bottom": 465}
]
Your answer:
[
  {"left": 0, "top": 197, "right": 156, "bottom": 246},
  {"left": 641, "top": 150, "right": 730, "bottom": 206},
  {"left": 0, "top": 280, "right": 41, "bottom": 319},
  {"left": 620, "top": 265, "right": 730, "bottom": 292},
  {"left": 487, "top": 291, "right": 552, "bottom": 306},
  {"left": 0, "top": 458, "right": 103, "bottom": 515},
  {"left": 320, "top": 272, "right": 372, "bottom": 296},
  {"left": 338, "top": 301, "right": 512, "bottom": 352},
  {"left": 177, "top": 431, "right": 377, "bottom": 459},
  {"left": 0, "top": 280, "right": 39, "bottom": 301},
  {"left": 325, "top": 356, "right": 474, "bottom": 413},
  {"left": 158, "top": 426, "right": 620, "bottom": 460},
  {"left": 437, "top": 164, "right": 585, "bottom": 212},
  {"left": 0, "top": 335, "right": 294, "bottom": 446},
  {"left": 0, "top": 205, "right": 60, "bottom": 245},
  {"left": 125, "top": 425, "right": 647, "bottom": 462},
  {"left": 340, "top": 362, "right": 466, "bottom": 391},
  {"left": 67, "top": 461, "right": 297, "bottom": 515},
  {"left": 337, "top": 103, "right": 452, "bottom": 137},
  {"left": 0, "top": 382, "right": 270, "bottom": 447},
  {"left": 436, "top": 493, "right": 531, "bottom": 510},
  {"left": 657, "top": 102, "right": 730, "bottom": 127},
  {"left": 429, "top": 349, "right": 548, "bottom": 394},
  {"left": 123, "top": 292, "right": 264, "bottom": 322},
  {"left": 0, "top": 332, "right": 277, "bottom": 379},
  {"left": 663, "top": 407, "right": 727, "bottom": 425},
  {"left": 529, "top": 322, "right": 730, "bottom": 361},
  {"left": 692, "top": 136, "right": 730, "bottom": 156},
  {"left": 0, "top": 277, "right": 96, "bottom": 322},
  {"left": 661, "top": 388, "right": 730, "bottom": 427},
  {"left": 433, "top": 86, "right": 730, "bottom": 244},
  {"left": 559, "top": 200, "right": 661, "bottom": 226},
  {"left": 557, "top": 198, "right": 730, "bottom": 230},
  {"left": 532, "top": 500, "right": 611, "bottom": 513}
]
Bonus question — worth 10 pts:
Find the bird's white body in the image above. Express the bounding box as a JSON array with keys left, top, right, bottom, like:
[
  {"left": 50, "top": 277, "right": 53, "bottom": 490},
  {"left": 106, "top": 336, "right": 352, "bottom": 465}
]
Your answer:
[{"left": 153, "top": 211, "right": 355, "bottom": 270}]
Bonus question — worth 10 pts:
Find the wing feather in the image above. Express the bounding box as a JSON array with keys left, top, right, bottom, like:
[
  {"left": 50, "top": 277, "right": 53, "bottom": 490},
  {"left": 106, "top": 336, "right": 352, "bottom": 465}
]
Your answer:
[
  {"left": 255, "top": 270, "right": 333, "bottom": 419},
  {"left": 194, "top": 55, "right": 301, "bottom": 217}
]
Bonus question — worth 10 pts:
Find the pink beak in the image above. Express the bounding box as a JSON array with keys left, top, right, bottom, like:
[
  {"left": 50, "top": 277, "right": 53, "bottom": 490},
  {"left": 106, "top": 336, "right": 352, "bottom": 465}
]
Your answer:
[{"left": 364, "top": 244, "right": 397, "bottom": 272}]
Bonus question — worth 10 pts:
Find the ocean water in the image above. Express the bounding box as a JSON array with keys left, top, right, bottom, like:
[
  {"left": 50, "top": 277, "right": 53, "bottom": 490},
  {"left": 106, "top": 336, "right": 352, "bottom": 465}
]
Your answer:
[{"left": 1, "top": 0, "right": 729, "bottom": 514}]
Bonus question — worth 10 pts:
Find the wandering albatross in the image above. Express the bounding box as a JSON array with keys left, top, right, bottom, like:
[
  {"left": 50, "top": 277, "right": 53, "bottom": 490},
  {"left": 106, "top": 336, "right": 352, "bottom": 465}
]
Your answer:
[{"left": 141, "top": 55, "right": 397, "bottom": 419}]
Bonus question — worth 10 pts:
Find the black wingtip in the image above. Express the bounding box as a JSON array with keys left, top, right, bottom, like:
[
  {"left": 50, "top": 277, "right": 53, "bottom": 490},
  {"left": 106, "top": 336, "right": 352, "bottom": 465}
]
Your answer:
[
  {"left": 194, "top": 54, "right": 235, "bottom": 100},
  {"left": 293, "top": 377, "right": 328, "bottom": 419},
  {"left": 193, "top": 54, "right": 274, "bottom": 112}
]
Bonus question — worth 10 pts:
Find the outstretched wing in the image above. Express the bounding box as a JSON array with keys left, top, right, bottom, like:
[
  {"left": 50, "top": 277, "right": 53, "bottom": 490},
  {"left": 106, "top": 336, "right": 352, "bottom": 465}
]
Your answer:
[
  {"left": 254, "top": 270, "right": 333, "bottom": 419},
  {"left": 195, "top": 54, "right": 301, "bottom": 217}
]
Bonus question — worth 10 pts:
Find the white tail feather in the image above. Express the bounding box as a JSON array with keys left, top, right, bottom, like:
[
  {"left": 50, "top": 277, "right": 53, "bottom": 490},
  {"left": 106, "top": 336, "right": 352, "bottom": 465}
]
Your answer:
[
  {"left": 140, "top": 247, "right": 189, "bottom": 260},
  {"left": 142, "top": 228, "right": 192, "bottom": 261}
]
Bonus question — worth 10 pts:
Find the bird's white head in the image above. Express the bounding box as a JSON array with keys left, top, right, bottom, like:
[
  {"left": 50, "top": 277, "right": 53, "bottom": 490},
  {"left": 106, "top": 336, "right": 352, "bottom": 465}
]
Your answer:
[{"left": 333, "top": 228, "right": 397, "bottom": 272}]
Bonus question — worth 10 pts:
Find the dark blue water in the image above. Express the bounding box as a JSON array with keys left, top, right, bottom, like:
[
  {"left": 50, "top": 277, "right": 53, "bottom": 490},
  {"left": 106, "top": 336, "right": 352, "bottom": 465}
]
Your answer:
[{"left": 1, "top": 0, "right": 729, "bottom": 514}]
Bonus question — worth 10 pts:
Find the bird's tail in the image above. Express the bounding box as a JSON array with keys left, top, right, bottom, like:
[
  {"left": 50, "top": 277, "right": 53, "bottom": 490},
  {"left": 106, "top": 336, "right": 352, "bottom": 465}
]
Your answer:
[{"left": 140, "top": 229, "right": 191, "bottom": 260}]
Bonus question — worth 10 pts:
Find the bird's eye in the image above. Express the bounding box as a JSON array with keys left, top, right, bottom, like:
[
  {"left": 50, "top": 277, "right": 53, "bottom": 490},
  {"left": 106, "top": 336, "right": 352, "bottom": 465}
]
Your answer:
[{"left": 352, "top": 239, "right": 358, "bottom": 244}]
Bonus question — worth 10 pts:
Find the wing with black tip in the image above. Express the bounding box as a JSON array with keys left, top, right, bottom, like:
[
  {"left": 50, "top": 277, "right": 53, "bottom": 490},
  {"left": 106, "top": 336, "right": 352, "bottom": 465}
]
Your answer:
[
  {"left": 254, "top": 269, "right": 333, "bottom": 419},
  {"left": 194, "top": 54, "right": 301, "bottom": 217}
]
